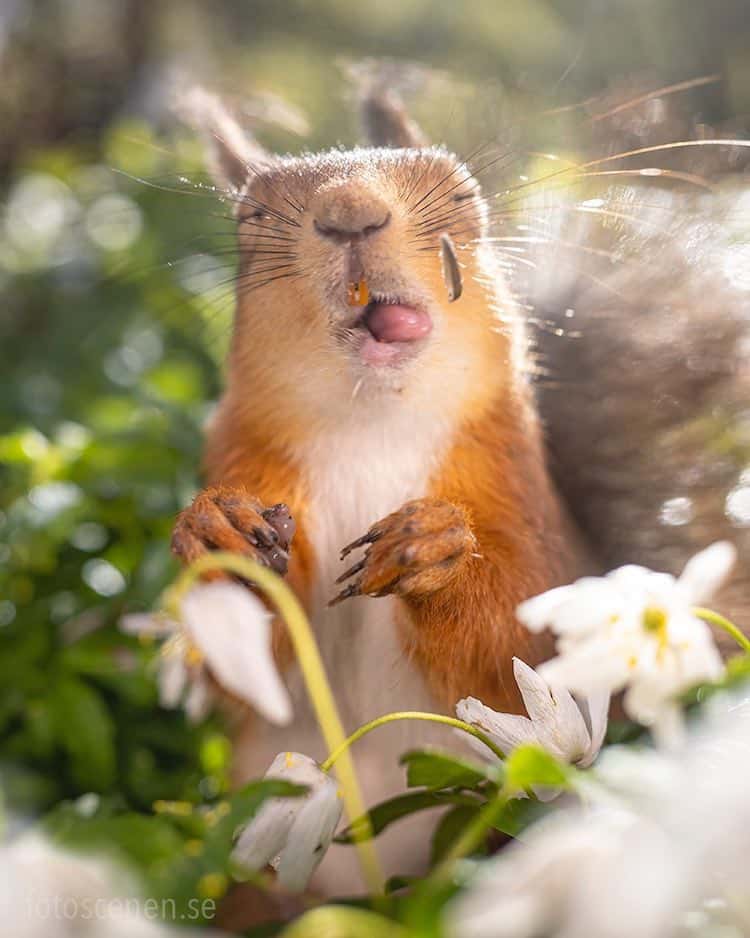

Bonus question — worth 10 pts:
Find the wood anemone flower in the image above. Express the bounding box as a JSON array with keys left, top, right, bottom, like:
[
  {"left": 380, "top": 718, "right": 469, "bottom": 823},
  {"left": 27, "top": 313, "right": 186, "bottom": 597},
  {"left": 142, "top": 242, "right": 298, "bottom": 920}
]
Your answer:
[
  {"left": 231, "top": 751, "right": 342, "bottom": 892},
  {"left": 121, "top": 581, "right": 292, "bottom": 725},
  {"left": 457, "top": 658, "right": 609, "bottom": 770}
]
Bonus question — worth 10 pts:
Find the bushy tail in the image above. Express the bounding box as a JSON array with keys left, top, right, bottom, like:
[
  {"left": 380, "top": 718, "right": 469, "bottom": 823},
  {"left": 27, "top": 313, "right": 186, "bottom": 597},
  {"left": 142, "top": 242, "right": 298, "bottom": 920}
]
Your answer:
[{"left": 528, "top": 184, "right": 750, "bottom": 627}]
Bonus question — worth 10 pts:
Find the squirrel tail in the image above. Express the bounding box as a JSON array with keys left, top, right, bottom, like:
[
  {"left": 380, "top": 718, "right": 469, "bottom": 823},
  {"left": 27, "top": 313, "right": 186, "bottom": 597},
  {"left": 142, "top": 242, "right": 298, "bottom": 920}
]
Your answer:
[{"left": 529, "top": 188, "right": 750, "bottom": 631}]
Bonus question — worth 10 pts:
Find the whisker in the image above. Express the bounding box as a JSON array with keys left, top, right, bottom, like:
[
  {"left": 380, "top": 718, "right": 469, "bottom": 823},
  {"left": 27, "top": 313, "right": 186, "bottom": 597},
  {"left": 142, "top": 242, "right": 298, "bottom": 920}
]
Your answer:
[
  {"left": 567, "top": 167, "right": 716, "bottom": 192},
  {"left": 235, "top": 194, "right": 301, "bottom": 228},
  {"left": 351, "top": 377, "right": 364, "bottom": 403},
  {"left": 410, "top": 140, "right": 495, "bottom": 214},
  {"left": 590, "top": 74, "right": 722, "bottom": 123},
  {"left": 416, "top": 147, "right": 523, "bottom": 222},
  {"left": 580, "top": 138, "right": 750, "bottom": 168}
]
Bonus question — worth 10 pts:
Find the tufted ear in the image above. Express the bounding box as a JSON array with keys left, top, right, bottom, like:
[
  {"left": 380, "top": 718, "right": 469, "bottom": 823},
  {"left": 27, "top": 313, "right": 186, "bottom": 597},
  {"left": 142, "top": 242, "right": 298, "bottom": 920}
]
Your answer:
[
  {"left": 176, "top": 87, "right": 272, "bottom": 193},
  {"left": 360, "top": 86, "right": 428, "bottom": 148},
  {"left": 347, "top": 62, "right": 428, "bottom": 148}
]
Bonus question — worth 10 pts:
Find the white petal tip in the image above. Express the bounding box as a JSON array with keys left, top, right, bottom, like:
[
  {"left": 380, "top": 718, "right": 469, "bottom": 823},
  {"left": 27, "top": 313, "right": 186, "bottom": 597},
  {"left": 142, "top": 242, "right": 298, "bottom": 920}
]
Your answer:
[
  {"left": 681, "top": 540, "right": 737, "bottom": 603},
  {"left": 263, "top": 697, "right": 294, "bottom": 726}
]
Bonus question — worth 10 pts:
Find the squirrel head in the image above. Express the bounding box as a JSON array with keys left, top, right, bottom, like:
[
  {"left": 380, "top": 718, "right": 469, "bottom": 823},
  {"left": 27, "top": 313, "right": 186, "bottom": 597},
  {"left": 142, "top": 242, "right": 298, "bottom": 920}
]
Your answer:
[{"left": 185, "top": 86, "right": 521, "bottom": 434}]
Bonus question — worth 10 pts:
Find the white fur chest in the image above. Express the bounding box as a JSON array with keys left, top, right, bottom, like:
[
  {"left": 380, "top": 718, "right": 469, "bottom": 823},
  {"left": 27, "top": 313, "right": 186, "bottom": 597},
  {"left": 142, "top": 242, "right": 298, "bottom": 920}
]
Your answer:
[
  {"left": 233, "top": 400, "right": 469, "bottom": 890},
  {"left": 299, "top": 407, "right": 449, "bottom": 728}
]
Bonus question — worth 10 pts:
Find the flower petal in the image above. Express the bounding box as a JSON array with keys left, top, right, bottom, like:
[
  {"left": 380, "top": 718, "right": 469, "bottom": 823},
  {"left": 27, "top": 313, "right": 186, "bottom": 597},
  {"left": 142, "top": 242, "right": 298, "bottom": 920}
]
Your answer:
[
  {"left": 544, "top": 683, "right": 592, "bottom": 764},
  {"left": 517, "top": 580, "right": 625, "bottom": 638},
  {"left": 233, "top": 752, "right": 340, "bottom": 891},
  {"left": 513, "top": 659, "right": 557, "bottom": 727},
  {"left": 575, "top": 690, "right": 610, "bottom": 768},
  {"left": 456, "top": 696, "right": 537, "bottom": 755},
  {"left": 184, "top": 677, "right": 212, "bottom": 723},
  {"left": 181, "top": 582, "right": 293, "bottom": 725},
  {"left": 538, "top": 638, "right": 632, "bottom": 699},
  {"left": 502, "top": 661, "right": 597, "bottom": 766},
  {"left": 120, "top": 612, "right": 178, "bottom": 639},
  {"left": 274, "top": 775, "right": 342, "bottom": 892},
  {"left": 548, "top": 579, "right": 627, "bottom": 637},
  {"left": 158, "top": 654, "right": 188, "bottom": 709},
  {"left": 678, "top": 540, "right": 736, "bottom": 605},
  {"left": 516, "top": 585, "right": 576, "bottom": 632},
  {"left": 231, "top": 798, "right": 298, "bottom": 874}
]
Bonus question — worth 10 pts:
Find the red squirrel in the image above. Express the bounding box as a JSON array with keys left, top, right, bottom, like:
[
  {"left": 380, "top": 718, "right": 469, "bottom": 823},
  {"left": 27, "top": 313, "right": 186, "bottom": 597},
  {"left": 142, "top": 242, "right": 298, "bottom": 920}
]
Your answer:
[{"left": 171, "top": 81, "right": 749, "bottom": 889}]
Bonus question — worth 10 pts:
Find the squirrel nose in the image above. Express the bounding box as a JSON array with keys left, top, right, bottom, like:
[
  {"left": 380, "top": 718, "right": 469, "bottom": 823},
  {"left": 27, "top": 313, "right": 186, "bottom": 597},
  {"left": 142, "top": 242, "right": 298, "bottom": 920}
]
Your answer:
[{"left": 312, "top": 186, "right": 391, "bottom": 242}]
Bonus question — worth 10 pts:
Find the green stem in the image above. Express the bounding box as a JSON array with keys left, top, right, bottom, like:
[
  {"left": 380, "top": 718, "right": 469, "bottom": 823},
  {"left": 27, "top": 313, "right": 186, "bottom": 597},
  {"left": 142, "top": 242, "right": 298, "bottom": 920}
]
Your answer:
[
  {"left": 693, "top": 607, "right": 750, "bottom": 654},
  {"left": 431, "top": 783, "right": 512, "bottom": 883},
  {"left": 164, "top": 552, "right": 384, "bottom": 895},
  {"left": 281, "top": 906, "right": 408, "bottom": 938},
  {"left": 321, "top": 711, "right": 505, "bottom": 773}
]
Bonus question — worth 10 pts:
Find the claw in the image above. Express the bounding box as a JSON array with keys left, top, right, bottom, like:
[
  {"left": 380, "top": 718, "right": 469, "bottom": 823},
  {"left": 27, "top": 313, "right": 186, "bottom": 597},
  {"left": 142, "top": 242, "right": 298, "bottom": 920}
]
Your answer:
[
  {"left": 267, "top": 546, "right": 290, "bottom": 576},
  {"left": 340, "top": 528, "right": 381, "bottom": 559},
  {"left": 335, "top": 557, "right": 367, "bottom": 584},
  {"left": 252, "top": 524, "right": 278, "bottom": 548},
  {"left": 328, "top": 582, "right": 361, "bottom": 606},
  {"left": 263, "top": 504, "right": 295, "bottom": 549}
]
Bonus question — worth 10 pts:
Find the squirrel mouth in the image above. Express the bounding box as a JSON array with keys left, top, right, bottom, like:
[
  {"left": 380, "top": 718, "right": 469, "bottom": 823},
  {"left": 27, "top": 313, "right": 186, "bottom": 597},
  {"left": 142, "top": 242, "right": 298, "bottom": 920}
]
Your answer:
[{"left": 353, "top": 298, "right": 433, "bottom": 367}]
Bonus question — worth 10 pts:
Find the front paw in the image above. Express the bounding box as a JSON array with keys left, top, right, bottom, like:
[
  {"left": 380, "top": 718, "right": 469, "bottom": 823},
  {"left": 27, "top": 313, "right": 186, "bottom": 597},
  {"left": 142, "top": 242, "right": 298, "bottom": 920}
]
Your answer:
[
  {"left": 171, "top": 486, "right": 295, "bottom": 578},
  {"left": 330, "top": 498, "right": 475, "bottom": 605}
]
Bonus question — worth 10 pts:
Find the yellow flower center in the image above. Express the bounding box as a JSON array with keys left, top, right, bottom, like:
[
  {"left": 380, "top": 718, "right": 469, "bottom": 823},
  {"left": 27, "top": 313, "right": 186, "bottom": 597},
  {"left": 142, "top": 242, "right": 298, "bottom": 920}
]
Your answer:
[
  {"left": 184, "top": 643, "right": 204, "bottom": 667},
  {"left": 162, "top": 631, "right": 204, "bottom": 667},
  {"left": 642, "top": 605, "right": 668, "bottom": 633},
  {"left": 642, "top": 605, "right": 669, "bottom": 659}
]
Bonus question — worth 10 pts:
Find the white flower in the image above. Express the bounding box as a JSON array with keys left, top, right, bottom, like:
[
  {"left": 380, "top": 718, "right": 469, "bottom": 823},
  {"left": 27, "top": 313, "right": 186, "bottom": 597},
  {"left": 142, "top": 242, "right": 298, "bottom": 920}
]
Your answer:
[
  {"left": 121, "top": 581, "right": 292, "bottom": 725},
  {"left": 446, "top": 691, "right": 750, "bottom": 938},
  {"left": 231, "top": 752, "right": 343, "bottom": 893},
  {"left": 516, "top": 542, "right": 735, "bottom": 727},
  {"left": 456, "top": 658, "right": 608, "bottom": 769},
  {"left": 0, "top": 831, "right": 181, "bottom": 938},
  {"left": 444, "top": 807, "right": 664, "bottom": 938}
]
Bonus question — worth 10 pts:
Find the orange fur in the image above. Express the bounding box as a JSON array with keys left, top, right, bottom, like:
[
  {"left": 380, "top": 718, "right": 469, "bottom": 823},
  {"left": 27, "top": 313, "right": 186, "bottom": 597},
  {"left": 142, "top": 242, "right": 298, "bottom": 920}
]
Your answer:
[
  {"left": 201, "top": 428, "right": 314, "bottom": 669},
  {"left": 400, "top": 391, "right": 588, "bottom": 711},
  {"left": 175, "top": 142, "right": 592, "bottom": 723}
]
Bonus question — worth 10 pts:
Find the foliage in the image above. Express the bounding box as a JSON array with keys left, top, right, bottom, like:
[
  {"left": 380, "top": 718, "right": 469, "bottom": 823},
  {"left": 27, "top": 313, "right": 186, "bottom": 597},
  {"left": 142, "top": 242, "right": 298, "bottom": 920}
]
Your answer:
[
  {"left": 2, "top": 2, "right": 750, "bottom": 936},
  {"left": 0, "top": 122, "right": 236, "bottom": 822}
]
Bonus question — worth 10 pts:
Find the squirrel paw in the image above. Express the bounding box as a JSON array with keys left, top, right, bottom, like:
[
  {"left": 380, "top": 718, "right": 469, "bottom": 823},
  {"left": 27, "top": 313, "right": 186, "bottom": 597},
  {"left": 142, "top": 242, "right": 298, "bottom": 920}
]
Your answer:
[
  {"left": 330, "top": 497, "right": 475, "bottom": 605},
  {"left": 171, "top": 486, "right": 295, "bottom": 579}
]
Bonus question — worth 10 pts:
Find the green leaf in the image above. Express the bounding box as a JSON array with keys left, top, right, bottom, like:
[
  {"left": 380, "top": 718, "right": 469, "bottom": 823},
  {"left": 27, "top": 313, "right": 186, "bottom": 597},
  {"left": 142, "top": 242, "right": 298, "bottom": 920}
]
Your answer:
[
  {"left": 335, "top": 790, "right": 477, "bottom": 844},
  {"left": 45, "top": 808, "right": 185, "bottom": 871},
  {"left": 491, "top": 796, "right": 555, "bottom": 837},
  {"left": 1, "top": 763, "right": 61, "bottom": 812},
  {"left": 51, "top": 676, "right": 117, "bottom": 791},
  {"left": 400, "top": 748, "right": 496, "bottom": 789},
  {"left": 504, "top": 744, "right": 569, "bottom": 791},
  {"left": 430, "top": 804, "right": 482, "bottom": 864},
  {"left": 60, "top": 638, "right": 157, "bottom": 707}
]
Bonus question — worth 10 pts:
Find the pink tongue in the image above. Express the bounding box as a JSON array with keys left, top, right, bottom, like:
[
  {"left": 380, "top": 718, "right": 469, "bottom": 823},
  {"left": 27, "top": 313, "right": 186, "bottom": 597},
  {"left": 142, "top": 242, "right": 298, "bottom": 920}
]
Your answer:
[{"left": 365, "top": 303, "right": 432, "bottom": 343}]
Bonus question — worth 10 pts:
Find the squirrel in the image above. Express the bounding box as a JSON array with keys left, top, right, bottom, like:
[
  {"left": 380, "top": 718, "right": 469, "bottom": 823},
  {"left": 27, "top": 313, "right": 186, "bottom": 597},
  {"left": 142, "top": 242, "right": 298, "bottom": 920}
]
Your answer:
[{"left": 170, "top": 79, "right": 749, "bottom": 891}]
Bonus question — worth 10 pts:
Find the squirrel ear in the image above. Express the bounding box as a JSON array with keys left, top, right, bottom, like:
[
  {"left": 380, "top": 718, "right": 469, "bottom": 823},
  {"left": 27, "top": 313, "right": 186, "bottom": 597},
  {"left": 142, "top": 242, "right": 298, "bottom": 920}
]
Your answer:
[
  {"left": 360, "top": 87, "right": 428, "bottom": 148},
  {"left": 176, "top": 87, "right": 272, "bottom": 193},
  {"left": 347, "top": 63, "right": 428, "bottom": 148}
]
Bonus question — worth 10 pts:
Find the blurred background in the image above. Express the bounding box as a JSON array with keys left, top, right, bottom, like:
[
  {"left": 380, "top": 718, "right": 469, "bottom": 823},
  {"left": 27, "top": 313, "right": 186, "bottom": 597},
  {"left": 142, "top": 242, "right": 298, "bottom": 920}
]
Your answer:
[{"left": 0, "top": 0, "right": 748, "bottom": 915}]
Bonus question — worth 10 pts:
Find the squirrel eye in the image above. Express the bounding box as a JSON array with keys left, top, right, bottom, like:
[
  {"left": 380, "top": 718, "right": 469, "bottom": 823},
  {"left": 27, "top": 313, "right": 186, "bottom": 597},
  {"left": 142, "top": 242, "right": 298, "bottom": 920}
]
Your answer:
[
  {"left": 247, "top": 209, "right": 265, "bottom": 219},
  {"left": 453, "top": 192, "right": 476, "bottom": 203}
]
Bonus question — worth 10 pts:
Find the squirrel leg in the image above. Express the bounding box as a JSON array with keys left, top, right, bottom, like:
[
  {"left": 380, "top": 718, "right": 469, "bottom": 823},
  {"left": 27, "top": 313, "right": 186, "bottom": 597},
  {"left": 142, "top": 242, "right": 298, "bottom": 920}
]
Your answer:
[
  {"left": 171, "top": 486, "right": 296, "bottom": 580},
  {"left": 330, "top": 495, "right": 564, "bottom": 712},
  {"left": 171, "top": 484, "right": 310, "bottom": 679},
  {"left": 330, "top": 498, "right": 476, "bottom": 604}
]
